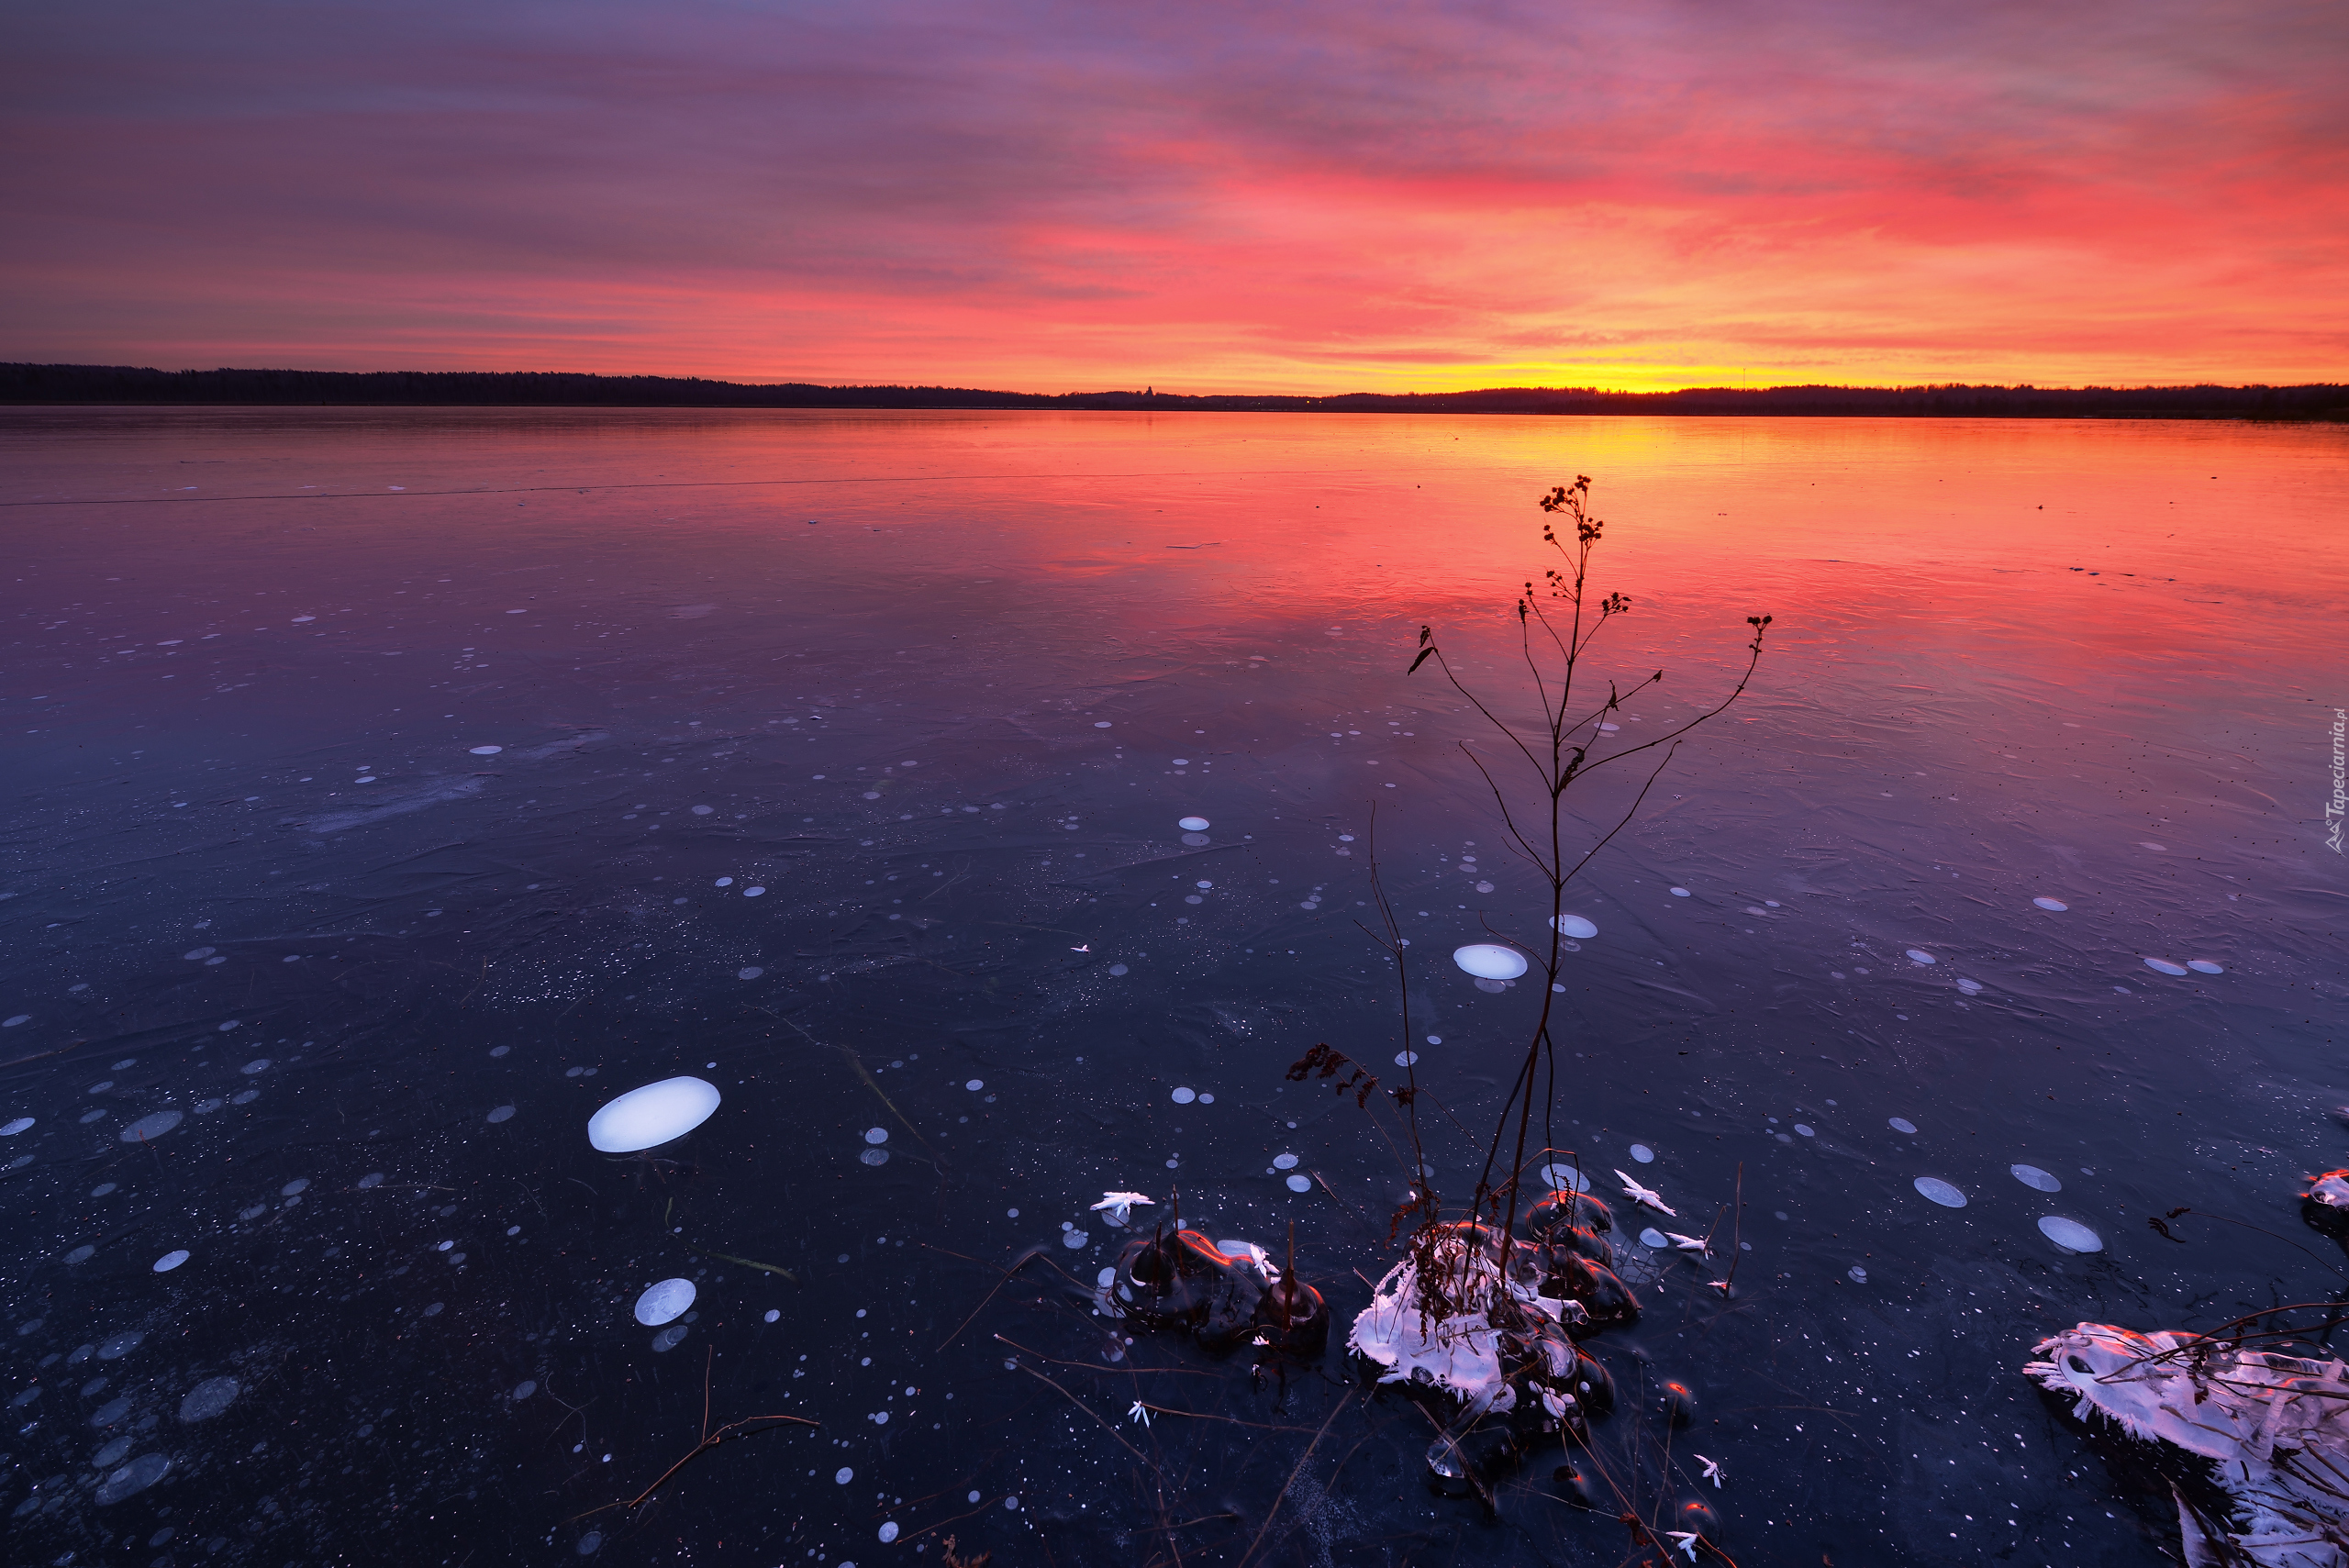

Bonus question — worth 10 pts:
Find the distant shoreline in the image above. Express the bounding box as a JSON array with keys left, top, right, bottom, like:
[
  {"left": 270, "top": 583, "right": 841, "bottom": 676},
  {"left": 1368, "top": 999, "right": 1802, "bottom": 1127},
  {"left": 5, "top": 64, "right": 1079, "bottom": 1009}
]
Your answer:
[{"left": 4, "top": 362, "right": 2344, "bottom": 420}]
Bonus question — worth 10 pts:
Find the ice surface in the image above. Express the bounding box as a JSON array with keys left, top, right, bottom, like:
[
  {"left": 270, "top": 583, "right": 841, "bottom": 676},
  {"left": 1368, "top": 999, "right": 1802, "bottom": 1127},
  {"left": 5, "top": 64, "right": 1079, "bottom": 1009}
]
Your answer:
[
  {"left": 586, "top": 1076, "right": 720, "bottom": 1151},
  {"left": 634, "top": 1278, "right": 696, "bottom": 1326}
]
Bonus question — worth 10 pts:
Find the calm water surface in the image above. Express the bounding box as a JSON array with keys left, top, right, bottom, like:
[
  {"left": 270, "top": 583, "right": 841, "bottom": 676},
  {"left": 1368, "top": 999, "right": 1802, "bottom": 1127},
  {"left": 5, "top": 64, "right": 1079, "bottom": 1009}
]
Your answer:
[{"left": 3, "top": 408, "right": 2345, "bottom": 1566}]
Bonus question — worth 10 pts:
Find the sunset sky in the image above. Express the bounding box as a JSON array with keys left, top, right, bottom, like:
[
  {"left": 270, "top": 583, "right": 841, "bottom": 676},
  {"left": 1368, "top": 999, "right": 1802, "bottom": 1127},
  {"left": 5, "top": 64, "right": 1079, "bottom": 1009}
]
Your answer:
[{"left": 4, "top": 0, "right": 2343, "bottom": 392}]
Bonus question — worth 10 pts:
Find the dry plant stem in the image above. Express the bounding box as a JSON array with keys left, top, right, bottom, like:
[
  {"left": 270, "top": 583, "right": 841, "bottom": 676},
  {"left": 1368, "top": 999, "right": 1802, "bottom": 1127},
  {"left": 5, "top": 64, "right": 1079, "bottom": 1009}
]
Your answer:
[
  {"left": 1408, "top": 476, "right": 1769, "bottom": 1248},
  {"left": 569, "top": 1349, "right": 816, "bottom": 1521}
]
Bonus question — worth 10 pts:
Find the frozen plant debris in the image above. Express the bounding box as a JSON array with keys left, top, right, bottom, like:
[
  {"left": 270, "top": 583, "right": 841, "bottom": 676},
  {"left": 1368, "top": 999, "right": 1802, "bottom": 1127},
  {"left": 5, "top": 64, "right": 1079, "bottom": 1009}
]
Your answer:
[
  {"left": 586, "top": 1076, "right": 720, "bottom": 1152},
  {"left": 2027, "top": 1321, "right": 2349, "bottom": 1565},
  {"left": 1616, "top": 1171, "right": 1675, "bottom": 1217}
]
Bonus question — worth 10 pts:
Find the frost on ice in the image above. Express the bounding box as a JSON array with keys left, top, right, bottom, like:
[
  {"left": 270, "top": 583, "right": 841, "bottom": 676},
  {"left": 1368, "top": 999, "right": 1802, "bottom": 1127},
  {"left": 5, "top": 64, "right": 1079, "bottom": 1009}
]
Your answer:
[{"left": 2028, "top": 1321, "right": 2349, "bottom": 1565}]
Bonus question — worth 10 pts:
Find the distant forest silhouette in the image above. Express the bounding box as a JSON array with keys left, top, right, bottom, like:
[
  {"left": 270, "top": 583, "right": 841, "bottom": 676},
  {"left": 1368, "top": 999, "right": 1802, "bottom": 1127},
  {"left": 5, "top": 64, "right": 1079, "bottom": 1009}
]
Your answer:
[{"left": 5, "top": 362, "right": 2343, "bottom": 419}]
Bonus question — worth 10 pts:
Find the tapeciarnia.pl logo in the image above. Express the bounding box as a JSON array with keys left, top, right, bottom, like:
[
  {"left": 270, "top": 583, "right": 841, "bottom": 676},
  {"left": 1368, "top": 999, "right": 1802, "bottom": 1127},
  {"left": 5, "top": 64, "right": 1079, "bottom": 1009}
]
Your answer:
[{"left": 2328, "top": 707, "right": 2345, "bottom": 853}]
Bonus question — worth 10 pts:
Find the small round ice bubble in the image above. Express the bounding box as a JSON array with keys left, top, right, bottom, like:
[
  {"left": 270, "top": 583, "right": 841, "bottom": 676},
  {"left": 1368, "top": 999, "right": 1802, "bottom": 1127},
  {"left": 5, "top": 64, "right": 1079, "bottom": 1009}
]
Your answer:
[
  {"left": 880, "top": 1523, "right": 901, "bottom": 1544},
  {"left": 1395, "top": 1051, "right": 1419, "bottom": 1066},
  {"left": 743, "top": 885, "right": 764, "bottom": 897},
  {"left": 1912, "top": 1177, "right": 1966, "bottom": 1208},
  {"left": 486, "top": 1105, "right": 516, "bottom": 1123},
  {"left": 468, "top": 745, "right": 503, "bottom": 756},
  {"left": 1640, "top": 1228, "right": 1669, "bottom": 1249},
  {"left": 152, "top": 1249, "right": 190, "bottom": 1272},
  {"left": 178, "top": 1375, "right": 238, "bottom": 1422},
  {"left": 1629, "top": 1143, "right": 1654, "bottom": 1163},
  {"left": 1177, "top": 817, "right": 1209, "bottom": 831},
  {"left": 1095, "top": 720, "right": 1112, "bottom": 728},
  {"left": 1553, "top": 915, "right": 1598, "bottom": 940},
  {"left": 1905, "top": 949, "right": 1935, "bottom": 964},
  {"left": 1888, "top": 1118, "right": 1918, "bottom": 1134},
  {"left": 2188, "top": 960, "right": 2224, "bottom": 974},
  {"left": 2011, "top": 1164, "right": 2062, "bottom": 1193},
  {"left": 1453, "top": 943, "right": 1527, "bottom": 981},
  {"left": 2039, "top": 1216, "right": 2103, "bottom": 1252},
  {"left": 1669, "top": 886, "right": 1691, "bottom": 897},
  {"left": 586, "top": 1077, "right": 721, "bottom": 1152},
  {"left": 2033, "top": 896, "right": 2068, "bottom": 911},
  {"left": 2144, "top": 957, "right": 2189, "bottom": 976},
  {"left": 1286, "top": 1174, "right": 1312, "bottom": 1193},
  {"left": 835, "top": 1466, "right": 854, "bottom": 1485},
  {"left": 763, "top": 1308, "right": 780, "bottom": 1323},
  {"left": 1273, "top": 1153, "right": 1299, "bottom": 1170},
  {"left": 965, "top": 1079, "right": 984, "bottom": 1092},
  {"left": 864, "top": 1127, "right": 888, "bottom": 1145},
  {"left": 1541, "top": 1163, "right": 1586, "bottom": 1191},
  {"left": 715, "top": 876, "right": 733, "bottom": 887},
  {"left": 1063, "top": 1229, "right": 1088, "bottom": 1249},
  {"left": 1171, "top": 1086, "right": 1197, "bottom": 1105},
  {"left": 634, "top": 1278, "right": 696, "bottom": 1327},
  {"left": 120, "top": 1110, "right": 181, "bottom": 1142}
]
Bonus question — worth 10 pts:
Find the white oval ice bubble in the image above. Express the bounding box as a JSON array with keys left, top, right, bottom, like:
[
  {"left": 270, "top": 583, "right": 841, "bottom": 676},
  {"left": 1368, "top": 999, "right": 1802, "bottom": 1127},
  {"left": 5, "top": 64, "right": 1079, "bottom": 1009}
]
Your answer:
[
  {"left": 1913, "top": 1177, "right": 1966, "bottom": 1208},
  {"left": 736, "top": 966, "right": 763, "bottom": 981},
  {"left": 965, "top": 1079, "right": 984, "bottom": 1092},
  {"left": 586, "top": 1077, "right": 721, "bottom": 1152},
  {"left": 1847, "top": 1265, "right": 1869, "bottom": 1284},
  {"left": 240, "top": 1058, "right": 271, "bottom": 1074},
  {"left": 469, "top": 745, "right": 503, "bottom": 756},
  {"left": 95, "top": 1452, "right": 170, "bottom": 1505},
  {"left": 1955, "top": 977, "right": 1984, "bottom": 995},
  {"left": 1171, "top": 1086, "right": 1197, "bottom": 1105},
  {"left": 692, "top": 806, "right": 713, "bottom": 816},
  {"left": 1273, "top": 1153, "right": 1299, "bottom": 1170},
  {"left": 1286, "top": 1173, "right": 1313, "bottom": 1193},
  {"left": 2011, "top": 1164, "right": 2062, "bottom": 1193},
  {"left": 1906, "top": 949, "right": 1935, "bottom": 965},
  {"left": 863, "top": 1127, "right": 888, "bottom": 1145},
  {"left": 1541, "top": 1163, "right": 1586, "bottom": 1192},
  {"left": 1552, "top": 915, "right": 1598, "bottom": 940},
  {"left": 94, "top": 1436, "right": 133, "bottom": 1470},
  {"left": 634, "top": 1278, "right": 696, "bottom": 1327},
  {"left": 715, "top": 876, "right": 733, "bottom": 887},
  {"left": 99, "top": 1330, "right": 144, "bottom": 1359},
  {"left": 577, "top": 1532, "right": 602, "bottom": 1555},
  {"left": 1669, "top": 886, "right": 1691, "bottom": 897},
  {"left": 1, "top": 1117, "right": 31, "bottom": 1136},
  {"left": 763, "top": 1308, "right": 780, "bottom": 1323},
  {"left": 1094, "top": 720, "right": 1112, "bottom": 728},
  {"left": 2188, "top": 960, "right": 2224, "bottom": 974},
  {"left": 1453, "top": 944, "right": 1527, "bottom": 981},
  {"left": 743, "top": 885, "right": 765, "bottom": 897},
  {"left": 514, "top": 1380, "right": 538, "bottom": 1399},
  {"left": 2143, "top": 958, "right": 2189, "bottom": 976},
  {"left": 1888, "top": 1118, "right": 1918, "bottom": 1134},
  {"left": 486, "top": 1105, "right": 516, "bottom": 1124},
  {"left": 2039, "top": 1216, "right": 2102, "bottom": 1252},
  {"left": 1177, "top": 817, "right": 1209, "bottom": 831},
  {"left": 2032, "top": 896, "right": 2068, "bottom": 912},
  {"left": 4, "top": 1014, "right": 29, "bottom": 1028},
  {"left": 1794, "top": 1124, "right": 1816, "bottom": 1138},
  {"left": 65, "top": 1245, "right": 95, "bottom": 1264},
  {"left": 1108, "top": 963, "right": 1129, "bottom": 976},
  {"left": 1639, "top": 1228, "right": 1669, "bottom": 1249},
  {"left": 1395, "top": 1051, "right": 1419, "bottom": 1066},
  {"left": 1062, "top": 1229, "right": 1088, "bottom": 1250},
  {"left": 1629, "top": 1143, "right": 1654, "bottom": 1163},
  {"left": 880, "top": 1523, "right": 901, "bottom": 1544},
  {"left": 153, "top": 1249, "right": 190, "bottom": 1272},
  {"left": 835, "top": 1466, "right": 854, "bottom": 1485}
]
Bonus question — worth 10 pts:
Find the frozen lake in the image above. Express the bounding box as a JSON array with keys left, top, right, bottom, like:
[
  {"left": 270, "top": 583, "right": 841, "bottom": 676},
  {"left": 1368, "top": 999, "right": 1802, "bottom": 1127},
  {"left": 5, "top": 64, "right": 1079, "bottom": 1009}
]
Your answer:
[{"left": 2, "top": 406, "right": 2344, "bottom": 1564}]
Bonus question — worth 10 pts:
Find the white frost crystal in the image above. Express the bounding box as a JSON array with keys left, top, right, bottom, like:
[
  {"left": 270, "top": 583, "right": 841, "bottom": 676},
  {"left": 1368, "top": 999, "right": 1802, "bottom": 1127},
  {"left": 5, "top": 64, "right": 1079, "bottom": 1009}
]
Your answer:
[{"left": 2027, "top": 1321, "right": 2349, "bottom": 1565}]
